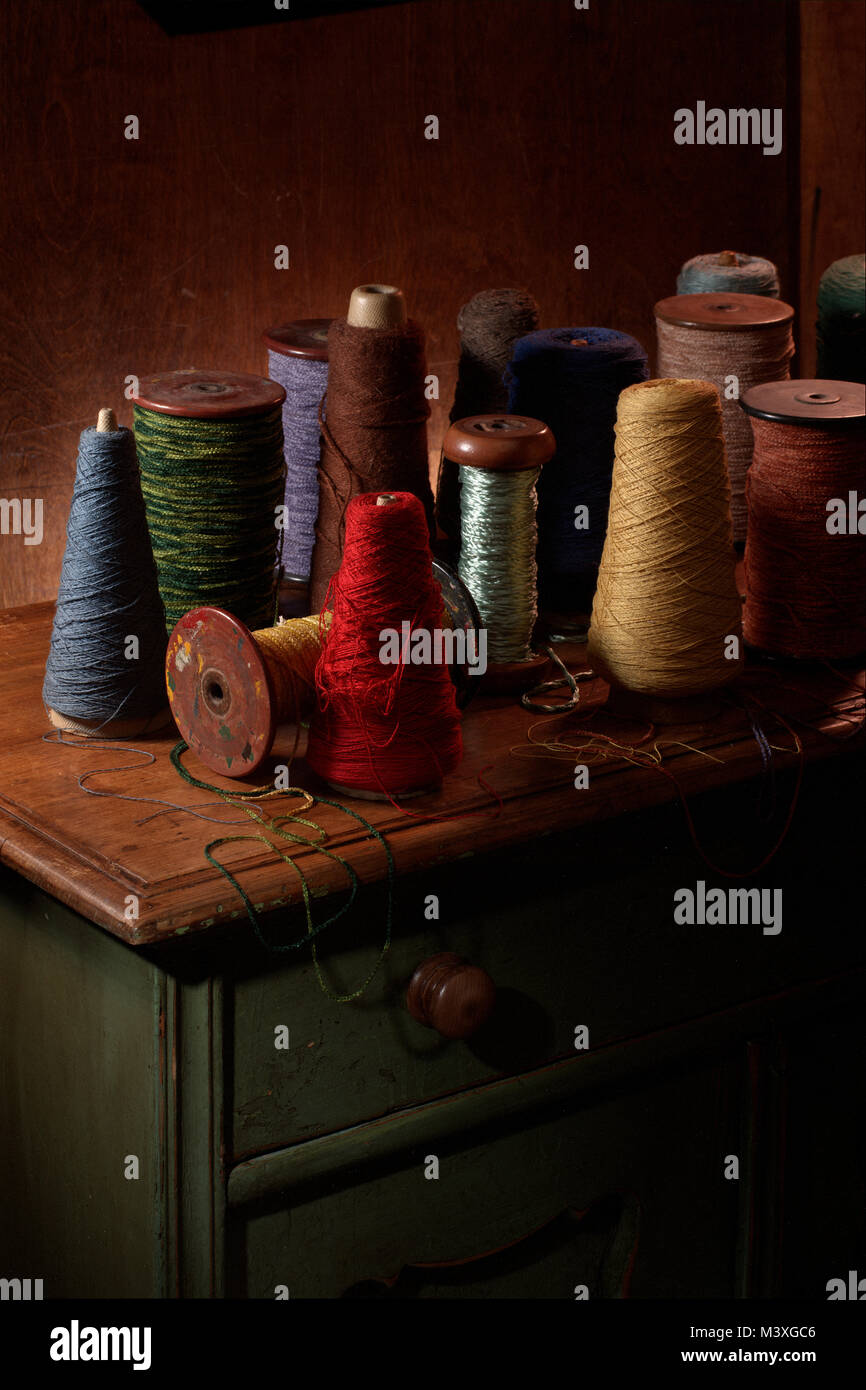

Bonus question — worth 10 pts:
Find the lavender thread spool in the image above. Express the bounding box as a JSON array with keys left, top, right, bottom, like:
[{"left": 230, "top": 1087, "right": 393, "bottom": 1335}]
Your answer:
[{"left": 263, "top": 319, "right": 331, "bottom": 586}]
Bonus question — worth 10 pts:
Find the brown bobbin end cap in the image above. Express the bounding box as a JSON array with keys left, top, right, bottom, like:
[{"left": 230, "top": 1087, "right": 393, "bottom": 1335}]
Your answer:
[
  {"left": 166, "top": 607, "right": 276, "bottom": 779},
  {"left": 347, "top": 284, "right": 406, "bottom": 329},
  {"left": 262, "top": 319, "right": 332, "bottom": 360},
  {"left": 654, "top": 292, "right": 794, "bottom": 331},
  {"left": 740, "top": 379, "right": 866, "bottom": 427},
  {"left": 444, "top": 414, "right": 555, "bottom": 472},
  {"left": 133, "top": 369, "right": 286, "bottom": 419}
]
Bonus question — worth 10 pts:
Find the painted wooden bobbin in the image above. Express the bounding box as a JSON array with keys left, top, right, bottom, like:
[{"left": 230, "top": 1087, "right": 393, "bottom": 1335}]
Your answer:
[
  {"left": 132, "top": 367, "right": 285, "bottom": 420},
  {"left": 444, "top": 414, "right": 556, "bottom": 695},
  {"left": 46, "top": 407, "right": 173, "bottom": 739},
  {"left": 166, "top": 607, "right": 286, "bottom": 778}
]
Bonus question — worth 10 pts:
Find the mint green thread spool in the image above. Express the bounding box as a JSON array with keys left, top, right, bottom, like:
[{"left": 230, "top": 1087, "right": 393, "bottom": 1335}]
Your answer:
[{"left": 133, "top": 369, "right": 287, "bottom": 633}]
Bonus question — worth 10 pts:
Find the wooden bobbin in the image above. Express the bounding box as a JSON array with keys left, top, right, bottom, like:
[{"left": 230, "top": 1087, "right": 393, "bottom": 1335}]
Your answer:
[
  {"left": 46, "top": 407, "right": 174, "bottom": 739},
  {"left": 166, "top": 607, "right": 283, "bottom": 777},
  {"left": 132, "top": 368, "right": 285, "bottom": 419},
  {"left": 654, "top": 291, "right": 794, "bottom": 334},
  {"left": 262, "top": 318, "right": 332, "bottom": 362},
  {"left": 739, "top": 378, "right": 866, "bottom": 664},
  {"left": 444, "top": 414, "right": 556, "bottom": 695},
  {"left": 346, "top": 284, "right": 406, "bottom": 329}
]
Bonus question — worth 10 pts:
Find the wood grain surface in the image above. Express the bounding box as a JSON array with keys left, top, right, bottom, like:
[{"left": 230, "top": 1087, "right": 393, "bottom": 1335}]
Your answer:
[
  {"left": 0, "top": 0, "right": 803, "bottom": 608},
  {"left": 0, "top": 601, "right": 862, "bottom": 946}
]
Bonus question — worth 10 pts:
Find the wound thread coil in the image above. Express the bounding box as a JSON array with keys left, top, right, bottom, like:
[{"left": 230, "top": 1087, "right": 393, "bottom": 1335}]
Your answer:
[
  {"left": 134, "top": 369, "right": 286, "bottom": 633},
  {"left": 816, "top": 254, "right": 866, "bottom": 384},
  {"left": 742, "top": 378, "right": 866, "bottom": 660},
  {"left": 677, "top": 250, "right": 780, "bottom": 297},
  {"left": 655, "top": 293, "right": 795, "bottom": 544},
  {"left": 588, "top": 378, "right": 743, "bottom": 699}
]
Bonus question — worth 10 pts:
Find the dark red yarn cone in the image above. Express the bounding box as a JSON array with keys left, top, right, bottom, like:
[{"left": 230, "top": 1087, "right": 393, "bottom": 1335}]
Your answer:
[{"left": 306, "top": 491, "right": 463, "bottom": 796}]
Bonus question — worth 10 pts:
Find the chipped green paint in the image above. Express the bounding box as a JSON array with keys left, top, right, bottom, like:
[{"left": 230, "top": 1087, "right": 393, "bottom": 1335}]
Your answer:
[
  {"left": 218, "top": 725, "right": 232, "bottom": 740},
  {"left": 167, "top": 672, "right": 176, "bottom": 692}
]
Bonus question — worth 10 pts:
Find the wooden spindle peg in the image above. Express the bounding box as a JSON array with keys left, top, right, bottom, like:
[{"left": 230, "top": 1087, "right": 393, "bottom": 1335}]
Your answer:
[
  {"left": 347, "top": 284, "right": 406, "bottom": 329},
  {"left": 96, "top": 407, "right": 117, "bottom": 432}
]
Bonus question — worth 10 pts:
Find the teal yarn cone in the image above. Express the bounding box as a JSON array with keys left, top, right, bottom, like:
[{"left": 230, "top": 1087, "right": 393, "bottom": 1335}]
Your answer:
[
  {"left": 677, "top": 250, "right": 780, "bottom": 297},
  {"left": 817, "top": 255, "right": 865, "bottom": 384}
]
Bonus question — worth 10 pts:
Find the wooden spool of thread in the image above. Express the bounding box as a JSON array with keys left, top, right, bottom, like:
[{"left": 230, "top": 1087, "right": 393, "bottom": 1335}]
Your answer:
[
  {"left": 655, "top": 292, "right": 795, "bottom": 545},
  {"left": 587, "top": 378, "right": 743, "bottom": 722},
  {"left": 263, "top": 318, "right": 331, "bottom": 597},
  {"left": 443, "top": 414, "right": 555, "bottom": 694},
  {"left": 307, "top": 491, "right": 463, "bottom": 800},
  {"left": 166, "top": 607, "right": 324, "bottom": 776},
  {"left": 167, "top": 556, "right": 478, "bottom": 779},
  {"left": 741, "top": 378, "right": 866, "bottom": 661},
  {"left": 133, "top": 368, "right": 286, "bottom": 633},
  {"left": 308, "top": 284, "right": 435, "bottom": 612},
  {"left": 44, "top": 407, "right": 172, "bottom": 738}
]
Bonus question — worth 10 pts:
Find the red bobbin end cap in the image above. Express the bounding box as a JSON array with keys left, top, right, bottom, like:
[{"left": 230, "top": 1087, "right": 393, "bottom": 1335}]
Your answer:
[
  {"left": 166, "top": 607, "right": 276, "bottom": 778},
  {"left": 654, "top": 292, "right": 794, "bottom": 331},
  {"left": 262, "top": 319, "right": 332, "bottom": 360}
]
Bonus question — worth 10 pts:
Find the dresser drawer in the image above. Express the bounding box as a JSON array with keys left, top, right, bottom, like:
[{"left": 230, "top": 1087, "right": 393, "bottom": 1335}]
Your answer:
[
  {"left": 228, "top": 1048, "right": 744, "bottom": 1298},
  {"left": 226, "top": 776, "right": 864, "bottom": 1161}
]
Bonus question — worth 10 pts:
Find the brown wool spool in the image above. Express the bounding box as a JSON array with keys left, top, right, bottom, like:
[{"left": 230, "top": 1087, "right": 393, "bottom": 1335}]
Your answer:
[
  {"left": 655, "top": 293, "right": 795, "bottom": 546},
  {"left": 436, "top": 288, "right": 541, "bottom": 546},
  {"left": 587, "top": 378, "right": 743, "bottom": 722},
  {"left": 308, "top": 284, "right": 434, "bottom": 611},
  {"left": 46, "top": 407, "right": 173, "bottom": 739},
  {"left": 443, "top": 414, "right": 555, "bottom": 694},
  {"left": 741, "top": 379, "right": 866, "bottom": 661}
]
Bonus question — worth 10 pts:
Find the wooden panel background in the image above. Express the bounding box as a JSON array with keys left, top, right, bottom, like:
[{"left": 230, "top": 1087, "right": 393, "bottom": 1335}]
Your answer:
[{"left": 0, "top": 0, "right": 858, "bottom": 611}]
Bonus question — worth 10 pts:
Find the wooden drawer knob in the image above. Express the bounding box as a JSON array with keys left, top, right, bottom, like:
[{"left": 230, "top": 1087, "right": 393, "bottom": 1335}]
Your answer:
[{"left": 406, "top": 952, "right": 496, "bottom": 1040}]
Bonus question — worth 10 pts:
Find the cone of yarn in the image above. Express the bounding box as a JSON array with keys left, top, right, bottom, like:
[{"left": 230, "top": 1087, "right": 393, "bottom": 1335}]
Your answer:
[
  {"left": 676, "top": 249, "right": 780, "bottom": 297},
  {"left": 505, "top": 327, "right": 649, "bottom": 625},
  {"left": 742, "top": 378, "right": 866, "bottom": 660},
  {"left": 655, "top": 293, "right": 795, "bottom": 544},
  {"left": 306, "top": 491, "right": 463, "bottom": 798},
  {"left": 587, "top": 378, "right": 743, "bottom": 700},
  {"left": 816, "top": 254, "right": 866, "bottom": 384},
  {"left": 436, "top": 288, "right": 541, "bottom": 545},
  {"left": 43, "top": 408, "right": 171, "bottom": 736},
  {"left": 309, "top": 285, "right": 434, "bottom": 612}
]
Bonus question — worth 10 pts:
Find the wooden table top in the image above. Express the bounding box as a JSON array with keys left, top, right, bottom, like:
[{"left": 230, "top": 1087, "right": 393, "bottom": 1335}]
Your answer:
[{"left": 0, "top": 600, "right": 862, "bottom": 947}]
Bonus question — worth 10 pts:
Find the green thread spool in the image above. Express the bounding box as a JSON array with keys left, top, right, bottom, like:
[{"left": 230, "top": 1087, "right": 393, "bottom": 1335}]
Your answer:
[
  {"left": 444, "top": 414, "right": 555, "bottom": 695},
  {"left": 817, "top": 254, "right": 866, "bottom": 384},
  {"left": 133, "top": 369, "right": 287, "bottom": 633}
]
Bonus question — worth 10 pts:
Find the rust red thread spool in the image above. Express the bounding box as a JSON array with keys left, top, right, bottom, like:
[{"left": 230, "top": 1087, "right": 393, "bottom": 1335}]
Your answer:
[{"left": 742, "top": 379, "right": 866, "bottom": 660}]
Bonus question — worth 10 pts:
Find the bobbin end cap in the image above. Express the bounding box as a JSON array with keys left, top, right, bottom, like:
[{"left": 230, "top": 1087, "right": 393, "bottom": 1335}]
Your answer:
[
  {"left": 347, "top": 284, "right": 406, "bottom": 328},
  {"left": 96, "top": 407, "right": 117, "bottom": 432},
  {"left": 444, "top": 415, "right": 555, "bottom": 471}
]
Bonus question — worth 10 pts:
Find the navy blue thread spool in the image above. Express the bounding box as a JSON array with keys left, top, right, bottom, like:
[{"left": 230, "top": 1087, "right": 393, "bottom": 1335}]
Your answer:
[{"left": 505, "top": 327, "right": 649, "bottom": 639}]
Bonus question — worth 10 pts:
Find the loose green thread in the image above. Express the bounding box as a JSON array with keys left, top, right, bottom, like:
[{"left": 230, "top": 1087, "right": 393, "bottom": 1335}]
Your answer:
[
  {"left": 135, "top": 405, "right": 286, "bottom": 633},
  {"left": 171, "top": 741, "right": 393, "bottom": 1001}
]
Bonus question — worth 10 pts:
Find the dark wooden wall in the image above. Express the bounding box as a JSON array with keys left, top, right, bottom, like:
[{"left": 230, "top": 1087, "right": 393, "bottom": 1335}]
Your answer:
[{"left": 0, "top": 0, "right": 858, "bottom": 610}]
